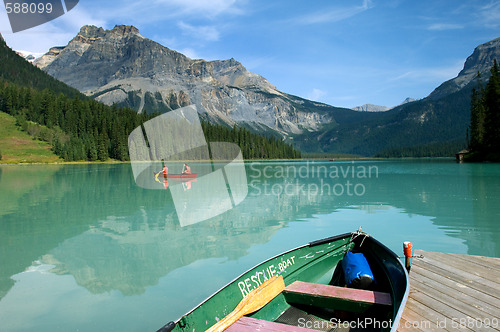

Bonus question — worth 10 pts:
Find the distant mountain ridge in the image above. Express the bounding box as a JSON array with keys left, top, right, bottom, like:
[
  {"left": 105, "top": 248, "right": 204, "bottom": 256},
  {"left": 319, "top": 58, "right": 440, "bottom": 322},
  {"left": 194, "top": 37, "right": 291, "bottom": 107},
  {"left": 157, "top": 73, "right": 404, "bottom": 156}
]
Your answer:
[
  {"left": 15, "top": 50, "right": 44, "bottom": 63},
  {"left": 352, "top": 104, "right": 389, "bottom": 112},
  {"left": 35, "top": 25, "right": 348, "bottom": 136},
  {"left": 351, "top": 98, "right": 418, "bottom": 112},
  {"left": 33, "top": 25, "right": 499, "bottom": 156}
]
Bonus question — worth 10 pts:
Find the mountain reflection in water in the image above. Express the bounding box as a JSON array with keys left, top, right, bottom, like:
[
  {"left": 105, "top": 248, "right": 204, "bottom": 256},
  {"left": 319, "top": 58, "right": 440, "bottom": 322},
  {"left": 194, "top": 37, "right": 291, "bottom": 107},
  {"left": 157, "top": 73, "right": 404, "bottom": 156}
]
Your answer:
[{"left": 0, "top": 160, "right": 499, "bottom": 331}]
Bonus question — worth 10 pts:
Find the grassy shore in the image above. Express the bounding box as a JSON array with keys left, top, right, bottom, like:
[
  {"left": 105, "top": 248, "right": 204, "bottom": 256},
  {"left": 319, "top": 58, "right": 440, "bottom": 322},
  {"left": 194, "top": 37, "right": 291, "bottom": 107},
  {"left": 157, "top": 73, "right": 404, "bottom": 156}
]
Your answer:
[{"left": 0, "top": 112, "right": 62, "bottom": 163}]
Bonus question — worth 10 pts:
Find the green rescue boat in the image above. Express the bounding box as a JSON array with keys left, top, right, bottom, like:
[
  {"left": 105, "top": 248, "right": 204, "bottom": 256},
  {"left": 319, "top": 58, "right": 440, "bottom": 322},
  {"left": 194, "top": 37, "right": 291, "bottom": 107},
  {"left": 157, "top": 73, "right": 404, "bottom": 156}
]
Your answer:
[{"left": 156, "top": 230, "right": 410, "bottom": 332}]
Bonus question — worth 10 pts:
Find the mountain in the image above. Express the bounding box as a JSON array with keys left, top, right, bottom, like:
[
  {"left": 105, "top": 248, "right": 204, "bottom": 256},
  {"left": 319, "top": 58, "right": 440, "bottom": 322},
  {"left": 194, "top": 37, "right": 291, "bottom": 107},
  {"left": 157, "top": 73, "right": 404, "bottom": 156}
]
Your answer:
[
  {"left": 34, "top": 25, "right": 499, "bottom": 156},
  {"left": 35, "top": 25, "right": 354, "bottom": 136},
  {"left": 15, "top": 50, "right": 44, "bottom": 63},
  {"left": 352, "top": 104, "right": 389, "bottom": 112},
  {"left": 294, "top": 37, "right": 500, "bottom": 156},
  {"left": 352, "top": 98, "right": 418, "bottom": 113},
  {"left": 428, "top": 37, "right": 500, "bottom": 100},
  {"left": 400, "top": 97, "right": 419, "bottom": 105},
  {"left": 0, "top": 35, "right": 82, "bottom": 98},
  {"left": 0, "top": 35, "right": 301, "bottom": 162}
]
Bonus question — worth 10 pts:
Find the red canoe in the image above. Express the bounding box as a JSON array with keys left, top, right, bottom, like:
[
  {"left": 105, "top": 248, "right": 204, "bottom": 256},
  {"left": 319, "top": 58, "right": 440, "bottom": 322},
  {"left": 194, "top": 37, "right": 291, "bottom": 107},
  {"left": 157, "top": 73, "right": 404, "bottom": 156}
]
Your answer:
[
  {"left": 154, "top": 172, "right": 197, "bottom": 179},
  {"left": 168, "top": 173, "right": 197, "bottom": 179}
]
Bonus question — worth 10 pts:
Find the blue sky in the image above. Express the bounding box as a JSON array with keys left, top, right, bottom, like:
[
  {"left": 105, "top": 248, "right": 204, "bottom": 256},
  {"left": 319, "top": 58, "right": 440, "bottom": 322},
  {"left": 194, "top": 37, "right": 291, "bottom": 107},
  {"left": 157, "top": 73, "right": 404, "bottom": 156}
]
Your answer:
[{"left": 1, "top": 0, "right": 499, "bottom": 108}]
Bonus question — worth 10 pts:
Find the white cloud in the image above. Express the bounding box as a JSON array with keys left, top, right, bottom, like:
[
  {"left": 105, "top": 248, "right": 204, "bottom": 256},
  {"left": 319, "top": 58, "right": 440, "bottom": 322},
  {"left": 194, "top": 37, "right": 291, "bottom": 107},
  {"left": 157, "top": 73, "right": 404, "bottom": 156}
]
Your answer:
[
  {"left": 152, "top": 0, "right": 243, "bottom": 18},
  {"left": 306, "top": 88, "right": 327, "bottom": 102},
  {"left": 427, "top": 23, "right": 463, "bottom": 31},
  {"left": 178, "top": 21, "right": 220, "bottom": 42},
  {"left": 57, "top": 6, "right": 107, "bottom": 31},
  {"left": 389, "top": 61, "right": 464, "bottom": 83},
  {"left": 239, "top": 55, "right": 277, "bottom": 71},
  {"left": 0, "top": 0, "right": 246, "bottom": 53},
  {"left": 179, "top": 48, "right": 202, "bottom": 60},
  {"left": 479, "top": 1, "right": 500, "bottom": 28},
  {"left": 1, "top": 16, "right": 77, "bottom": 53},
  {"left": 0, "top": 10, "right": 12, "bottom": 33},
  {"left": 0, "top": 3, "right": 107, "bottom": 53},
  {"left": 296, "top": 0, "right": 373, "bottom": 25}
]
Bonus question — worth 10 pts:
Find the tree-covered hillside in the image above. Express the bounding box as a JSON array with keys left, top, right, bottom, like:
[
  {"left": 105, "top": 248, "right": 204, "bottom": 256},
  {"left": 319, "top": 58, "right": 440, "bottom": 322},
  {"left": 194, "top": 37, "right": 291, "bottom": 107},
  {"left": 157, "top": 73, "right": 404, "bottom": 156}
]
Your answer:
[
  {"left": 0, "top": 38, "right": 82, "bottom": 99},
  {"left": 293, "top": 78, "right": 473, "bottom": 157}
]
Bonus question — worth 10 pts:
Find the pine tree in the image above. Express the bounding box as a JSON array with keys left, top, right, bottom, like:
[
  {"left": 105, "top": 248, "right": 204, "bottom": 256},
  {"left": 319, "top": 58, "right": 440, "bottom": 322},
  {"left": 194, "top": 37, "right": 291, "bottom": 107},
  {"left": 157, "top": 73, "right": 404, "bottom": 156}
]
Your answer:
[
  {"left": 97, "top": 132, "right": 108, "bottom": 161},
  {"left": 469, "top": 85, "right": 486, "bottom": 151},
  {"left": 483, "top": 60, "right": 500, "bottom": 153},
  {"left": 87, "top": 137, "right": 98, "bottom": 161},
  {"left": 467, "top": 61, "right": 500, "bottom": 161}
]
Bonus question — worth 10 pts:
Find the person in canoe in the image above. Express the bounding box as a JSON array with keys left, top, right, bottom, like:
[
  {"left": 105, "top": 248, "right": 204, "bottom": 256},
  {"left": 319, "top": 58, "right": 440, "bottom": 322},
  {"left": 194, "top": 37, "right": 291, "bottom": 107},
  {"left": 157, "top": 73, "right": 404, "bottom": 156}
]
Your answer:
[
  {"left": 155, "top": 165, "right": 168, "bottom": 179},
  {"left": 182, "top": 163, "right": 191, "bottom": 175}
]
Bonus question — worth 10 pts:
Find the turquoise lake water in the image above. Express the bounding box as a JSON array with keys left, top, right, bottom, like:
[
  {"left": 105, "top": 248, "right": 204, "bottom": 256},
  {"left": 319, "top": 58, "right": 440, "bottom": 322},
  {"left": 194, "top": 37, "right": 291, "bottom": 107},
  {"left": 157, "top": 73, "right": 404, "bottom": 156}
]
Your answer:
[{"left": 0, "top": 159, "right": 499, "bottom": 331}]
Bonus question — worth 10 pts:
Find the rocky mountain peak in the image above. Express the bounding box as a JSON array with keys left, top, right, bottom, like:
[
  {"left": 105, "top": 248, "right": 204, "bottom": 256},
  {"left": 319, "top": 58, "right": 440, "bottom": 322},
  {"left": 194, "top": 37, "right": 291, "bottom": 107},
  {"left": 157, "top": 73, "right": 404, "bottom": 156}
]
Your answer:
[
  {"left": 401, "top": 97, "right": 417, "bottom": 104},
  {"left": 70, "top": 25, "right": 141, "bottom": 46},
  {"left": 110, "top": 25, "right": 141, "bottom": 37},
  {"left": 213, "top": 58, "right": 241, "bottom": 69},
  {"left": 76, "top": 24, "right": 140, "bottom": 38},
  {"left": 69, "top": 25, "right": 106, "bottom": 46},
  {"left": 78, "top": 25, "right": 105, "bottom": 38},
  {"left": 428, "top": 37, "right": 500, "bottom": 99},
  {"left": 35, "top": 24, "right": 331, "bottom": 134},
  {"left": 460, "top": 37, "right": 500, "bottom": 77}
]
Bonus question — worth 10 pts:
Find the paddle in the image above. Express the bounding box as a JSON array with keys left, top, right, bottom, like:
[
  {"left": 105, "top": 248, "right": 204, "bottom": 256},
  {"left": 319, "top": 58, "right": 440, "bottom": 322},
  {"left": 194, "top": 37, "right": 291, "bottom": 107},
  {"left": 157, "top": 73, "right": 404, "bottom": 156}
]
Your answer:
[
  {"left": 153, "top": 171, "right": 161, "bottom": 183},
  {"left": 205, "top": 275, "right": 285, "bottom": 332},
  {"left": 153, "top": 159, "right": 167, "bottom": 180}
]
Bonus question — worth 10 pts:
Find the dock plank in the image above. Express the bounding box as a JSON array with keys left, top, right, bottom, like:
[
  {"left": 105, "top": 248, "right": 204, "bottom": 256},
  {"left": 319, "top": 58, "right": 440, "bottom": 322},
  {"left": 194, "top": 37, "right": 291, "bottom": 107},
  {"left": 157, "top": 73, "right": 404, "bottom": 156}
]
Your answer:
[
  {"left": 411, "top": 265, "right": 500, "bottom": 313},
  {"left": 403, "top": 294, "right": 468, "bottom": 332},
  {"left": 441, "top": 252, "right": 500, "bottom": 272},
  {"left": 411, "top": 255, "right": 500, "bottom": 299},
  {"left": 408, "top": 275, "right": 500, "bottom": 331},
  {"left": 398, "top": 306, "right": 446, "bottom": 332},
  {"left": 411, "top": 289, "right": 492, "bottom": 331},
  {"left": 420, "top": 251, "right": 500, "bottom": 284},
  {"left": 417, "top": 254, "right": 500, "bottom": 292},
  {"left": 399, "top": 250, "right": 500, "bottom": 332},
  {"left": 460, "top": 254, "right": 500, "bottom": 269}
]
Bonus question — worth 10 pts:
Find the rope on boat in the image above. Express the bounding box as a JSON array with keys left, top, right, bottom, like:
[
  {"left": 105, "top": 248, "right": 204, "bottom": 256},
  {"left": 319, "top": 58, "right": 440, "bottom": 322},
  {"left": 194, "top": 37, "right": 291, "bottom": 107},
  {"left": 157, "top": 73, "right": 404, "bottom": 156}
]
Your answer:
[{"left": 349, "top": 226, "right": 370, "bottom": 247}]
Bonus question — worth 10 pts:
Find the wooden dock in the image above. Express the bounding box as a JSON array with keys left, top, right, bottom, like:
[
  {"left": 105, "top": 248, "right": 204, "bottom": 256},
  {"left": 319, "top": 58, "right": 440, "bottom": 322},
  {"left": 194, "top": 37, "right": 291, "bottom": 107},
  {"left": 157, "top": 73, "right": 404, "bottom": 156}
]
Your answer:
[{"left": 398, "top": 249, "right": 500, "bottom": 331}]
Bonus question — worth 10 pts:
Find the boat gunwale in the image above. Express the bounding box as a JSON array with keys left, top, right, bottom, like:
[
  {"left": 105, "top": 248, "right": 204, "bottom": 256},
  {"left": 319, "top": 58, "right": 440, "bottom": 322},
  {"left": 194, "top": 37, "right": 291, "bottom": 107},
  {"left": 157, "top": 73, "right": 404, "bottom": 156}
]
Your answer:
[{"left": 365, "top": 236, "right": 410, "bottom": 332}]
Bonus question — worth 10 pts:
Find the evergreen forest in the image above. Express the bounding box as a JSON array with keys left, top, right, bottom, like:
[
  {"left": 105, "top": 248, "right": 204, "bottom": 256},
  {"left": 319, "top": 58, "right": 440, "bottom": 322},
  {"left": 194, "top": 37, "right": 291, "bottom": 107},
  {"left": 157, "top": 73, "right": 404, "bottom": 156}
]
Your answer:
[{"left": 467, "top": 60, "right": 500, "bottom": 161}]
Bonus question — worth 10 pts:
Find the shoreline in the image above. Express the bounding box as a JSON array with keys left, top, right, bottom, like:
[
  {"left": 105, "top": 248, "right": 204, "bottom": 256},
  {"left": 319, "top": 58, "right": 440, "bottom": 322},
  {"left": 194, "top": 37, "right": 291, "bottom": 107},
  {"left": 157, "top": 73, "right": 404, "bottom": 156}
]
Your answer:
[{"left": 0, "top": 156, "right": 458, "bottom": 166}]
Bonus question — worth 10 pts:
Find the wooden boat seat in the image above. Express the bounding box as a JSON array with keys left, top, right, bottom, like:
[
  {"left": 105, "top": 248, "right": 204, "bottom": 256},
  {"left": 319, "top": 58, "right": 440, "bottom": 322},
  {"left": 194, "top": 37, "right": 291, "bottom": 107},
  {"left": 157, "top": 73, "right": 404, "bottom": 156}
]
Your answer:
[
  {"left": 226, "top": 316, "right": 320, "bottom": 332},
  {"left": 283, "top": 281, "right": 392, "bottom": 313}
]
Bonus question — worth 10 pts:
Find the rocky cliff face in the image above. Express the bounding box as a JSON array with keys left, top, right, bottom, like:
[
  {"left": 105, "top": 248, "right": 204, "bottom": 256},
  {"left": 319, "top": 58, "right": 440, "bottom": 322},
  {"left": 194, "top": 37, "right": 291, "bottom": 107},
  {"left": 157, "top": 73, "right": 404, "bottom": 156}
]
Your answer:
[
  {"left": 36, "top": 25, "right": 334, "bottom": 135},
  {"left": 428, "top": 37, "right": 500, "bottom": 100}
]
